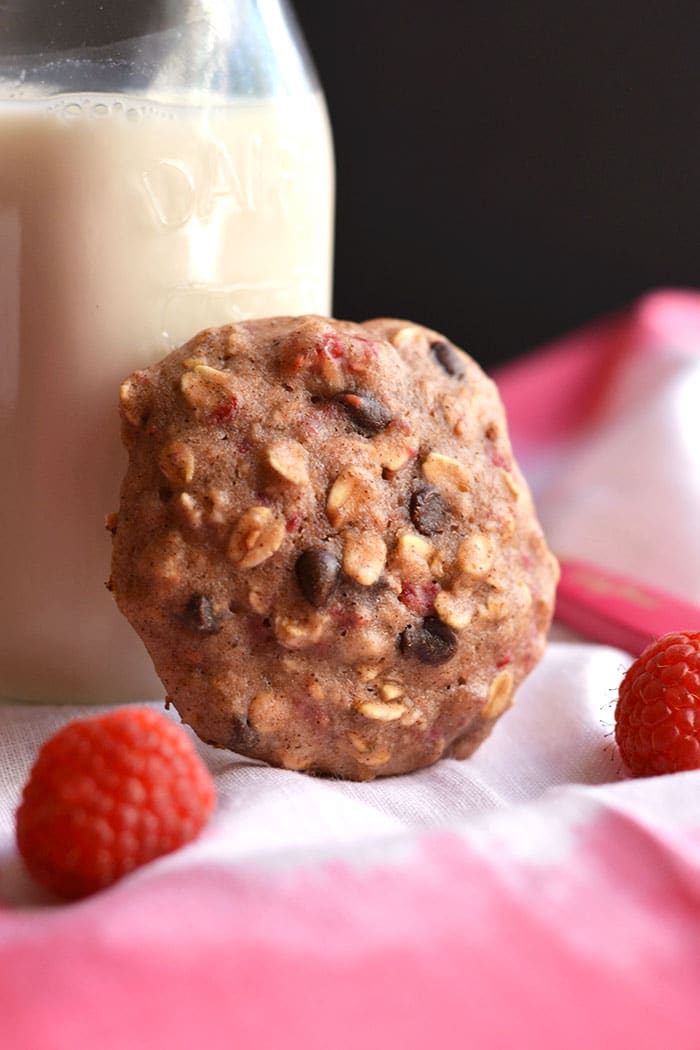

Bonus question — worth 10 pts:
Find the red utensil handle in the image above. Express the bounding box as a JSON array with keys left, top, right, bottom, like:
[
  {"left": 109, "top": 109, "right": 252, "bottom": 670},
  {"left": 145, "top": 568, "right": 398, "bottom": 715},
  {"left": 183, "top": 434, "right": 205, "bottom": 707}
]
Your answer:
[{"left": 555, "top": 559, "right": 700, "bottom": 655}]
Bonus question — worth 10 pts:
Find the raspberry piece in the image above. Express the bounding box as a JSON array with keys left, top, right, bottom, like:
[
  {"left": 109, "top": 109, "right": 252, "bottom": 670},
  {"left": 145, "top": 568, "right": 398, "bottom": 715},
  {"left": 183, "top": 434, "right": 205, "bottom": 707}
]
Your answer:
[
  {"left": 16, "top": 708, "right": 216, "bottom": 899},
  {"left": 615, "top": 631, "right": 700, "bottom": 777},
  {"left": 210, "top": 395, "right": 238, "bottom": 425},
  {"left": 398, "top": 581, "right": 439, "bottom": 615}
]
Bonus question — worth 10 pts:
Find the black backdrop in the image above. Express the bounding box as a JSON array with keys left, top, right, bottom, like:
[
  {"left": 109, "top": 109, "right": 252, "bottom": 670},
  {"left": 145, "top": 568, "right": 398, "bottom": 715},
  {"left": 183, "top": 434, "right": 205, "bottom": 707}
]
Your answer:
[{"left": 293, "top": 1, "right": 700, "bottom": 368}]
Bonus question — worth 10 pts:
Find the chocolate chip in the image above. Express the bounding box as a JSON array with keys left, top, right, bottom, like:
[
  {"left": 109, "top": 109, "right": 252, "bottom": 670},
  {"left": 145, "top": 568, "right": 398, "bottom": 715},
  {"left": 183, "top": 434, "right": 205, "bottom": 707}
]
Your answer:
[
  {"left": 333, "top": 390, "right": 392, "bottom": 434},
  {"left": 177, "top": 593, "right": 224, "bottom": 635},
  {"left": 430, "top": 340, "right": 466, "bottom": 378},
  {"left": 410, "top": 485, "right": 447, "bottom": 535},
  {"left": 399, "top": 616, "right": 457, "bottom": 665},
  {"left": 227, "top": 716, "right": 259, "bottom": 754},
  {"left": 295, "top": 548, "right": 340, "bottom": 608}
]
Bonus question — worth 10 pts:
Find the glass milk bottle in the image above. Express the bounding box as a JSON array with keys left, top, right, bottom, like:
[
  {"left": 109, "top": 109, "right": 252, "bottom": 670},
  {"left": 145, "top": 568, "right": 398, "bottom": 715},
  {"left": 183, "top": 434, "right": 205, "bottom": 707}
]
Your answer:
[{"left": 0, "top": 1, "right": 334, "bottom": 702}]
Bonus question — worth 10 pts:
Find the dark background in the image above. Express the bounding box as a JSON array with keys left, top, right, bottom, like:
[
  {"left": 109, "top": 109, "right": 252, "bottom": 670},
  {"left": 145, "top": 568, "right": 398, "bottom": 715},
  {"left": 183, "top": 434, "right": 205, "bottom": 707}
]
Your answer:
[{"left": 293, "top": 1, "right": 700, "bottom": 368}]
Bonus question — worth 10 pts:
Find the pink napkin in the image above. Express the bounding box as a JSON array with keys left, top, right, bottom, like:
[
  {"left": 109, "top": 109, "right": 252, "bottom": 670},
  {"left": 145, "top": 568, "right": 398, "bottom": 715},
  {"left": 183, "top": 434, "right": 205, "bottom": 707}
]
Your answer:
[{"left": 2, "top": 290, "right": 700, "bottom": 1049}]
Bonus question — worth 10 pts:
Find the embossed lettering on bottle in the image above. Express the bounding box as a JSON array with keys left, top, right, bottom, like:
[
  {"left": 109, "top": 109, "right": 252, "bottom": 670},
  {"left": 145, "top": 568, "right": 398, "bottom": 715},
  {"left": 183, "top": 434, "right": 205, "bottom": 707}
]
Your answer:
[{"left": 0, "top": 90, "right": 333, "bottom": 702}]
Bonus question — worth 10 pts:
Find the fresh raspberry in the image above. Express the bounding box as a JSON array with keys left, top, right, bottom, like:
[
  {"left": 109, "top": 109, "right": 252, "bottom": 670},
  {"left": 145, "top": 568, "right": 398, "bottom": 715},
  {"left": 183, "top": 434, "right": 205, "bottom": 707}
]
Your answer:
[
  {"left": 16, "top": 708, "right": 216, "bottom": 899},
  {"left": 615, "top": 631, "right": 700, "bottom": 777}
]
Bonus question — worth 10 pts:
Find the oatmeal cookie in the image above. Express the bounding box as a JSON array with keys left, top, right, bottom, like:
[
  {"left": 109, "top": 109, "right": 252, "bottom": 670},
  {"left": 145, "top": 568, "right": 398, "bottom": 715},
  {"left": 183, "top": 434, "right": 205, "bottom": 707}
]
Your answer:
[{"left": 109, "top": 316, "right": 558, "bottom": 779}]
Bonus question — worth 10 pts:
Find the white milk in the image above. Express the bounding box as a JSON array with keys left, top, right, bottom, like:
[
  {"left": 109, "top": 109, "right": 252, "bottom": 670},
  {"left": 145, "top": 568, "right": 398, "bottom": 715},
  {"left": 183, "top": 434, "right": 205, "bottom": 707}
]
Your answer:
[{"left": 0, "top": 92, "right": 334, "bottom": 701}]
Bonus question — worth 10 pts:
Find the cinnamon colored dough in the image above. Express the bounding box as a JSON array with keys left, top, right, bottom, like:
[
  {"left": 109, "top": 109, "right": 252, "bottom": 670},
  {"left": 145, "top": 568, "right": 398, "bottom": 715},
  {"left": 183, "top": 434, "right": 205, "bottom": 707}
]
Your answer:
[{"left": 110, "top": 316, "right": 558, "bottom": 779}]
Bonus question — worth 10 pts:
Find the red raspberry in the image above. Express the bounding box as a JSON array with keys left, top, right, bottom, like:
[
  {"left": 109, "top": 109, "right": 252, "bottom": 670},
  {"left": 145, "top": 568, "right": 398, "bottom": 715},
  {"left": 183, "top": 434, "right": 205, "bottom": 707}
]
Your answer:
[
  {"left": 615, "top": 631, "right": 700, "bottom": 776},
  {"left": 16, "top": 708, "right": 216, "bottom": 899}
]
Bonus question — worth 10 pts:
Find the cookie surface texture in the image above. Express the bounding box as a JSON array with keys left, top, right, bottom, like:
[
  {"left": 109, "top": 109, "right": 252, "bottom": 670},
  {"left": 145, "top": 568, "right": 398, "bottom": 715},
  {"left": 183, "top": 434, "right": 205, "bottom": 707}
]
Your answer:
[{"left": 111, "top": 316, "right": 558, "bottom": 779}]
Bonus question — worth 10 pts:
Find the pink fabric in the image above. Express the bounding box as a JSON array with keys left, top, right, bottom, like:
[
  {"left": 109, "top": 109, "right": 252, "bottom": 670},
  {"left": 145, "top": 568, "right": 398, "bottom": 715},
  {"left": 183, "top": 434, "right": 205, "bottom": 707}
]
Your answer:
[
  {"left": 494, "top": 288, "right": 700, "bottom": 455},
  {"left": 2, "top": 810, "right": 700, "bottom": 1050},
  {"left": 2, "top": 289, "right": 700, "bottom": 1049}
]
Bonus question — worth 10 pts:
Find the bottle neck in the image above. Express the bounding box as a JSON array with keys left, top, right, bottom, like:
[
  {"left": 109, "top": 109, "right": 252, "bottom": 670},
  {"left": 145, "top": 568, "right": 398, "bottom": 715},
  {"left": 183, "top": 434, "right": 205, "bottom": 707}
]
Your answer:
[
  {"left": 2, "top": 1, "right": 218, "bottom": 54},
  {"left": 0, "top": 1, "right": 318, "bottom": 102}
]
